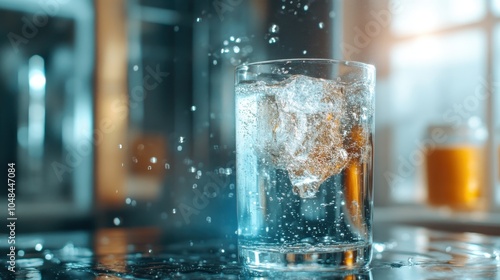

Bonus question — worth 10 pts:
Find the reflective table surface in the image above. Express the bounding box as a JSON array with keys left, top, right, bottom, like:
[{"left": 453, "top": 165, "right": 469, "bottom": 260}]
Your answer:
[{"left": 1, "top": 223, "right": 500, "bottom": 279}]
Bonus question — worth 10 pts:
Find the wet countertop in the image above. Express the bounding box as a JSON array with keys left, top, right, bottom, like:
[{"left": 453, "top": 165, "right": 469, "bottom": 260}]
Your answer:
[{"left": 1, "top": 220, "right": 500, "bottom": 279}]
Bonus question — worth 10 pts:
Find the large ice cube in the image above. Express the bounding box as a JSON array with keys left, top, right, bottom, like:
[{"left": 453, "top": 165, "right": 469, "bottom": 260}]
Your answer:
[{"left": 267, "top": 75, "right": 348, "bottom": 198}]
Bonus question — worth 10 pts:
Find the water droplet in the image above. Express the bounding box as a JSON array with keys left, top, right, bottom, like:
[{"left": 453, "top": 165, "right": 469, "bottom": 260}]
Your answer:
[
  {"left": 212, "top": 59, "right": 218, "bottom": 65},
  {"left": 131, "top": 200, "right": 137, "bottom": 206},
  {"left": 223, "top": 40, "right": 229, "bottom": 46},
  {"left": 329, "top": 11, "right": 336, "bottom": 18},
  {"left": 268, "top": 37, "right": 279, "bottom": 44},
  {"left": 177, "top": 145, "right": 183, "bottom": 151},
  {"left": 125, "top": 197, "right": 131, "bottom": 204},
  {"left": 118, "top": 144, "right": 123, "bottom": 149},
  {"left": 229, "top": 184, "right": 235, "bottom": 190},
  {"left": 318, "top": 22, "right": 324, "bottom": 29},
  {"left": 233, "top": 46, "right": 240, "bottom": 53},
  {"left": 45, "top": 253, "right": 53, "bottom": 260},
  {"left": 304, "top": 5, "right": 309, "bottom": 11},
  {"left": 390, "top": 262, "right": 404, "bottom": 268},
  {"left": 196, "top": 17, "right": 201, "bottom": 22},
  {"left": 179, "top": 136, "right": 185, "bottom": 143},
  {"left": 165, "top": 163, "right": 170, "bottom": 169},
  {"left": 35, "top": 244, "right": 43, "bottom": 251},
  {"left": 191, "top": 105, "right": 196, "bottom": 111},
  {"left": 265, "top": 227, "right": 269, "bottom": 232},
  {"left": 192, "top": 184, "right": 198, "bottom": 189},
  {"left": 174, "top": 26, "right": 179, "bottom": 32},
  {"left": 190, "top": 166, "right": 196, "bottom": 173},
  {"left": 172, "top": 208, "right": 177, "bottom": 214},
  {"left": 303, "top": 50, "right": 307, "bottom": 55},
  {"left": 189, "top": 240, "right": 194, "bottom": 246},
  {"left": 220, "top": 249, "right": 225, "bottom": 253},
  {"left": 113, "top": 217, "right": 121, "bottom": 226},
  {"left": 269, "top": 24, "right": 279, "bottom": 33},
  {"left": 150, "top": 157, "right": 157, "bottom": 164},
  {"left": 230, "top": 36, "right": 235, "bottom": 41},
  {"left": 18, "top": 250, "right": 25, "bottom": 257},
  {"left": 206, "top": 216, "right": 212, "bottom": 223}
]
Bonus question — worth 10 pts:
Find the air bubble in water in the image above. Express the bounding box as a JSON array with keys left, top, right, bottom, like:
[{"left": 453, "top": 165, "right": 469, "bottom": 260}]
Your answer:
[
  {"left": 304, "top": 5, "right": 309, "bottom": 11},
  {"left": 172, "top": 208, "right": 177, "bottom": 214},
  {"left": 191, "top": 105, "right": 196, "bottom": 111},
  {"left": 150, "top": 157, "right": 157, "bottom": 164},
  {"left": 303, "top": 50, "right": 307, "bottom": 55},
  {"left": 113, "top": 217, "right": 121, "bottom": 226},
  {"left": 318, "top": 22, "right": 324, "bottom": 29},
  {"left": 125, "top": 198, "right": 131, "bottom": 204},
  {"left": 118, "top": 144, "right": 123, "bottom": 149},
  {"left": 206, "top": 216, "right": 212, "bottom": 223},
  {"left": 133, "top": 65, "right": 139, "bottom": 71}
]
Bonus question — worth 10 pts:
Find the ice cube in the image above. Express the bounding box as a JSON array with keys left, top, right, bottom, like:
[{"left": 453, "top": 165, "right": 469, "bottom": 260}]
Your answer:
[{"left": 267, "top": 75, "right": 348, "bottom": 198}]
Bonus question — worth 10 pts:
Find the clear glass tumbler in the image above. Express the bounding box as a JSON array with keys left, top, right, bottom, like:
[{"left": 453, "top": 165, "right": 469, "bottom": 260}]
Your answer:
[{"left": 235, "top": 59, "right": 376, "bottom": 272}]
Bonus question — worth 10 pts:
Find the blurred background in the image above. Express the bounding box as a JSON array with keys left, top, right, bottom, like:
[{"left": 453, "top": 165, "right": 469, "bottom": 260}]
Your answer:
[{"left": 0, "top": 0, "right": 499, "bottom": 236}]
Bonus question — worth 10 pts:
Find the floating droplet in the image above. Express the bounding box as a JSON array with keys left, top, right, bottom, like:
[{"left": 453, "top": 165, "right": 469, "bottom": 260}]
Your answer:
[
  {"left": 118, "top": 144, "right": 123, "bottom": 149},
  {"left": 318, "top": 22, "right": 324, "bottom": 29},
  {"left": 269, "top": 24, "right": 279, "bottom": 33},
  {"left": 113, "top": 217, "right": 121, "bottom": 226},
  {"left": 35, "top": 244, "right": 43, "bottom": 251},
  {"left": 191, "top": 105, "right": 197, "bottom": 111},
  {"left": 206, "top": 216, "right": 212, "bottom": 223},
  {"left": 150, "top": 157, "right": 157, "bottom": 164},
  {"left": 133, "top": 65, "right": 139, "bottom": 71},
  {"left": 268, "top": 37, "right": 279, "bottom": 44}
]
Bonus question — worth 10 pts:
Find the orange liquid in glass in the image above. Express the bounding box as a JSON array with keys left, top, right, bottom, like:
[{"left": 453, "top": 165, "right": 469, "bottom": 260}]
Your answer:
[{"left": 425, "top": 145, "right": 483, "bottom": 210}]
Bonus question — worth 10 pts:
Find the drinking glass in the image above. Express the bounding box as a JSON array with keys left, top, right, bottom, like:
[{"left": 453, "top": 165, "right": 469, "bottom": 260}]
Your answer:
[{"left": 235, "top": 59, "right": 376, "bottom": 271}]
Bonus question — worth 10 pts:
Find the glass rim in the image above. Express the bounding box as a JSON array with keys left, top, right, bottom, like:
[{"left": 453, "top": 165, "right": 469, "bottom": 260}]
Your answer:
[{"left": 235, "top": 58, "right": 375, "bottom": 72}]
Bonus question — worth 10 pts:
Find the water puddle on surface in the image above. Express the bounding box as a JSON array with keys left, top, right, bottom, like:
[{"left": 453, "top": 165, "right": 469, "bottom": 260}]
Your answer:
[{"left": 2, "top": 226, "right": 499, "bottom": 279}]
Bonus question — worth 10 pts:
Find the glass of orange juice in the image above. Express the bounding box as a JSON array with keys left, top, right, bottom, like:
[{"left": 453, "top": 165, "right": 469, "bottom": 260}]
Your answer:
[{"left": 425, "top": 123, "right": 487, "bottom": 211}]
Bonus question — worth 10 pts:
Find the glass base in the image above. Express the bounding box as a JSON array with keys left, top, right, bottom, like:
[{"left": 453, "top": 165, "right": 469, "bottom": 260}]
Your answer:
[{"left": 239, "top": 243, "right": 372, "bottom": 273}]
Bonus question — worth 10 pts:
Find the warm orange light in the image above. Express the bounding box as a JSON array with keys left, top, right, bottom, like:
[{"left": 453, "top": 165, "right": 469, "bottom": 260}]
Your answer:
[{"left": 425, "top": 145, "right": 484, "bottom": 210}]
